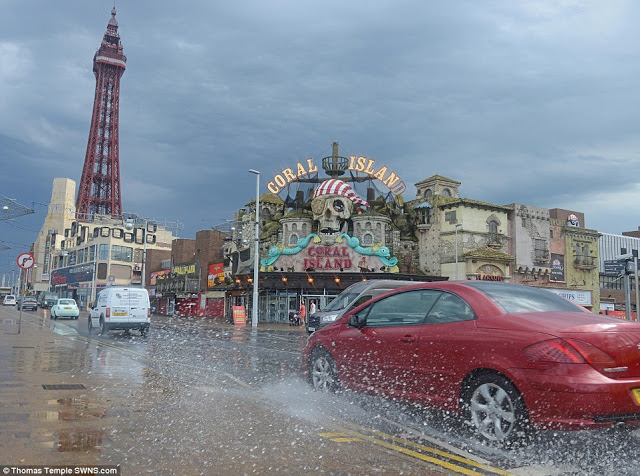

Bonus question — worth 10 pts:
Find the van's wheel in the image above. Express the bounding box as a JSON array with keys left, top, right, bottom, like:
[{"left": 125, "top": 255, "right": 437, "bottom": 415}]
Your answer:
[
  {"left": 309, "top": 348, "right": 340, "bottom": 393},
  {"left": 462, "top": 373, "right": 528, "bottom": 444},
  {"left": 99, "top": 318, "right": 107, "bottom": 336},
  {"left": 88, "top": 317, "right": 93, "bottom": 332},
  {"left": 140, "top": 327, "right": 148, "bottom": 337}
]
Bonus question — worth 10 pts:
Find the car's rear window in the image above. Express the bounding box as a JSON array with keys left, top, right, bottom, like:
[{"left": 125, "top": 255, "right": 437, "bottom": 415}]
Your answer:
[
  {"left": 59, "top": 299, "right": 75, "bottom": 305},
  {"left": 462, "top": 282, "right": 586, "bottom": 314}
]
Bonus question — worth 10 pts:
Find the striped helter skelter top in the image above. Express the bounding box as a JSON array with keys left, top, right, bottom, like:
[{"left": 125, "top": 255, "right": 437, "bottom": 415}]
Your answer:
[{"left": 313, "top": 179, "right": 369, "bottom": 208}]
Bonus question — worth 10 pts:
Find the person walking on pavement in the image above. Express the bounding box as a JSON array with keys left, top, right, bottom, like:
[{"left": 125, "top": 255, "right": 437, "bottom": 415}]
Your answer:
[
  {"left": 309, "top": 300, "right": 317, "bottom": 315},
  {"left": 299, "top": 301, "right": 306, "bottom": 326}
]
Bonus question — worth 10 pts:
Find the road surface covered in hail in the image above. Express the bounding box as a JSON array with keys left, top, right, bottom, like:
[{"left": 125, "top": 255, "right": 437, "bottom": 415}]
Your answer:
[{"left": 1, "top": 307, "right": 638, "bottom": 475}]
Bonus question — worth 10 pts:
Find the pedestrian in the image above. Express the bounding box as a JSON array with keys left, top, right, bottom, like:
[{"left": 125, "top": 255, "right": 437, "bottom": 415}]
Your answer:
[
  {"left": 299, "top": 301, "right": 306, "bottom": 326},
  {"left": 309, "top": 300, "right": 317, "bottom": 315}
]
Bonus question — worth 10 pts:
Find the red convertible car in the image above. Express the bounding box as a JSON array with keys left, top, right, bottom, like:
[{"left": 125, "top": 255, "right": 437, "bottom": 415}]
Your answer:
[{"left": 302, "top": 281, "right": 640, "bottom": 443}]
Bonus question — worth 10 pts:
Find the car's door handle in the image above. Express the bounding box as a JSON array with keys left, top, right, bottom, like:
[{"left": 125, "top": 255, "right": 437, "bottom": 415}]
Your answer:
[{"left": 400, "top": 335, "right": 416, "bottom": 343}]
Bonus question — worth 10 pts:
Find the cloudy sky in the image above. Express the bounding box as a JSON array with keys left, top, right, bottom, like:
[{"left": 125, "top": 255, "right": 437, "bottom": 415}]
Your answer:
[{"left": 1, "top": 1, "right": 640, "bottom": 278}]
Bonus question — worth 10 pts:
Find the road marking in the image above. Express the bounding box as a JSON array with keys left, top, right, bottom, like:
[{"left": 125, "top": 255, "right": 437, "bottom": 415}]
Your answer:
[
  {"left": 329, "top": 419, "right": 513, "bottom": 476},
  {"left": 318, "top": 432, "right": 363, "bottom": 442}
]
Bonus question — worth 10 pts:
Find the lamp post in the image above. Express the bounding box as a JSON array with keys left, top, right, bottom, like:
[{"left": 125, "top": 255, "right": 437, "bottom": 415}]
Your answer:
[
  {"left": 455, "top": 223, "right": 463, "bottom": 280},
  {"left": 248, "top": 169, "right": 260, "bottom": 328}
]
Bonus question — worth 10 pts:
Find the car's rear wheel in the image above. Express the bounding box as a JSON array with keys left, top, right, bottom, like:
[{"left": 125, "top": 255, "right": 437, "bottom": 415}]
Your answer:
[
  {"left": 463, "top": 373, "right": 527, "bottom": 444},
  {"left": 52, "top": 311, "right": 57, "bottom": 320},
  {"left": 309, "top": 348, "right": 340, "bottom": 393}
]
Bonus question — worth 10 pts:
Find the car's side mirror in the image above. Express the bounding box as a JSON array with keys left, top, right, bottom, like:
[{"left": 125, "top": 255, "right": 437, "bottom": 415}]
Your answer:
[{"left": 348, "top": 313, "right": 366, "bottom": 329}]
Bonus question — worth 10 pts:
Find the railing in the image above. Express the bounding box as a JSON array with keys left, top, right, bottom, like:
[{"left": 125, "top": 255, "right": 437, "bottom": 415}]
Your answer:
[{"left": 574, "top": 255, "right": 596, "bottom": 269}]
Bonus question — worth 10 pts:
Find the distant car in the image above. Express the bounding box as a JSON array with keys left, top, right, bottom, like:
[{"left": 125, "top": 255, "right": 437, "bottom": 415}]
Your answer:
[
  {"left": 20, "top": 297, "right": 38, "bottom": 311},
  {"left": 306, "top": 280, "right": 420, "bottom": 334},
  {"left": 303, "top": 281, "right": 640, "bottom": 444},
  {"left": 3, "top": 295, "right": 16, "bottom": 306},
  {"left": 38, "top": 292, "right": 59, "bottom": 309},
  {"left": 51, "top": 298, "right": 80, "bottom": 320}
]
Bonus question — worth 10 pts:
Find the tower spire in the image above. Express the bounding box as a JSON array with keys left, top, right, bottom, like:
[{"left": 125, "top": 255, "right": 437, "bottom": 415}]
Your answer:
[{"left": 76, "top": 8, "right": 127, "bottom": 220}]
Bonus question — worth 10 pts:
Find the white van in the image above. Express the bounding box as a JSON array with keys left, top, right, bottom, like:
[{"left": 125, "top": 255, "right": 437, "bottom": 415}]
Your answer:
[{"left": 89, "top": 286, "right": 150, "bottom": 336}]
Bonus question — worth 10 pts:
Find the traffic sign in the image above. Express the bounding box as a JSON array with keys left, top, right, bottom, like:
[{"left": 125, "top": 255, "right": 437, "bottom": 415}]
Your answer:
[{"left": 17, "top": 252, "right": 34, "bottom": 269}]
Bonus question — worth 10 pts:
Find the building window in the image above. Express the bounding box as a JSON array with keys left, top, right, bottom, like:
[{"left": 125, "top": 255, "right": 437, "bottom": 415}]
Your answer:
[
  {"left": 289, "top": 233, "right": 299, "bottom": 246},
  {"left": 417, "top": 207, "right": 431, "bottom": 225},
  {"left": 488, "top": 220, "right": 499, "bottom": 244},
  {"left": 445, "top": 211, "right": 457, "bottom": 223},
  {"left": 534, "top": 239, "right": 549, "bottom": 261},
  {"left": 442, "top": 188, "right": 451, "bottom": 197},
  {"left": 111, "top": 245, "right": 133, "bottom": 262},
  {"left": 362, "top": 233, "right": 373, "bottom": 246},
  {"left": 99, "top": 244, "right": 109, "bottom": 260}
]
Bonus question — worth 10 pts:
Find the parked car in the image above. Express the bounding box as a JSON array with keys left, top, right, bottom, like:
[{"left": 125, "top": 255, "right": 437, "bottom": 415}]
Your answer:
[
  {"left": 303, "top": 281, "right": 640, "bottom": 444},
  {"left": 51, "top": 298, "right": 80, "bottom": 320},
  {"left": 306, "top": 280, "right": 419, "bottom": 334},
  {"left": 89, "top": 286, "right": 150, "bottom": 336},
  {"left": 20, "top": 296, "right": 38, "bottom": 311},
  {"left": 38, "top": 292, "right": 59, "bottom": 309},
  {"left": 3, "top": 295, "right": 16, "bottom": 306}
]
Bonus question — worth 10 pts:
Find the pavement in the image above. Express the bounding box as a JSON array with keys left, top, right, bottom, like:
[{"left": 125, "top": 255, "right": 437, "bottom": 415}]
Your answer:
[{"left": 0, "top": 311, "right": 315, "bottom": 475}]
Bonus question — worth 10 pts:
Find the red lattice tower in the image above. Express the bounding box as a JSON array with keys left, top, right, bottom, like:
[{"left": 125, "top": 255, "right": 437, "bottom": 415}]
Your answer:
[{"left": 76, "top": 7, "right": 127, "bottom": 220}]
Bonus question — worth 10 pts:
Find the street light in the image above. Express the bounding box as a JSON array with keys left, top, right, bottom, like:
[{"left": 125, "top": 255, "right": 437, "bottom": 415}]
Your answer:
[
  {"left": 455, "top": 223, "right": 463, "bottom": 280},
  {"left": 248, "top": 169, "right": 260, "bottom": 328}
]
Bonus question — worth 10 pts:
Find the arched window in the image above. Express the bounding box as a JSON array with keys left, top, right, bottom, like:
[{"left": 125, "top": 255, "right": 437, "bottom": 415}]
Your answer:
[
  {"left": 362, "top": 233, "right": 374, "bottom": 246},
  {"left": 488, "top": 220, "right": 499, "bottom": 243},
  {"left": 424, "top": 189, "right": 432, "bottom": 197},
  {"left": 442, "top": 188, "right": 451, "bottom": 197},
  {"left": 289, "top": 233, "right": 299, "bottom": 246}
]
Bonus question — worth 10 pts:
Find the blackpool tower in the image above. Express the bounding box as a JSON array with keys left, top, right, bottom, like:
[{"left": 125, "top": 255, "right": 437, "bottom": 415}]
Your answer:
[{"left": 76, "top": 7, "right": 126, "bottom": 220}]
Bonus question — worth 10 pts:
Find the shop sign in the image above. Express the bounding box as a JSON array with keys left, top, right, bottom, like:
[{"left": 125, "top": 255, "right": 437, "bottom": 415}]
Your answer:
[
  {"left": 547, "top": 288, "right": 592, "bottom": 306},
  {"left": 476, "top": 264, "right": 503, "bottom": 282},
  {"left": 51, "top": 264, "right": 94, "bottom": 286},
  {"left": 173, "top": 264, "right": 196, "bottom": 275},
  {"left": 151, "top": 269, "right": 170, "bottom": 285},
  {"left": 208, "top": 263, "right": 224, "bottom": 288},
  {"left": 267, "top": 156, "right": 405, "bottom": 195},
  {"left": 550, "top": 254, "right": 565, "bottom": 282},
  {"left": 233, "top": 306, "right": 246, "bottom": 325}
]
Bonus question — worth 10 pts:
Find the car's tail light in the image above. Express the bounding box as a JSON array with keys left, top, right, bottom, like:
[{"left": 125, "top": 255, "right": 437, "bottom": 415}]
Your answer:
[
  {"left": 524, "top": 338, "right": 615, "bottom": 365},
  {"left": 106, "top": 307, "right": 110, "bottom": 318}
]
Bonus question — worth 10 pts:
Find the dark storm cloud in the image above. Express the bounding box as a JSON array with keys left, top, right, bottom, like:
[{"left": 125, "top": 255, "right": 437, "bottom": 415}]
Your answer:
[{"left": 2, "top": 1, "right": 640, "bottom": 276}]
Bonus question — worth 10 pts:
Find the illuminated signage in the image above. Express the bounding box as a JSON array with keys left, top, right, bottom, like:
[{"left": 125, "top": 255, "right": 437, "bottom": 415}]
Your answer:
[{"left": 267, "top": 156, "right": 405, "bottom": 195}]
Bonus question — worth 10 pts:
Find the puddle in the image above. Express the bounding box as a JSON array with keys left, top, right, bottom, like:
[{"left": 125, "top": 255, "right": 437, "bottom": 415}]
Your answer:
[{"left": 55, "top": 429, "right": 104, "bottom": 452}]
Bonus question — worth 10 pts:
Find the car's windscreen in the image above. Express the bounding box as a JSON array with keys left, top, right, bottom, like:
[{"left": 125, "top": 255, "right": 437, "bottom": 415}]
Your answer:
[
  {"left": 463, "top": 281, "right": 586, "bottom": 314},
  {"left": 59, "top": 299, "right": 75, "bottom": 305},
  {"left": 323, "top": 282, "right": 369, "bottom": 311}
]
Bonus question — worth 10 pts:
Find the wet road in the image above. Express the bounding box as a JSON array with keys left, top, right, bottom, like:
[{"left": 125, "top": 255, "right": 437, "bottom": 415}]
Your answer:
[{"left": 1, "top": 307, "right": 639, "bottom": 475}]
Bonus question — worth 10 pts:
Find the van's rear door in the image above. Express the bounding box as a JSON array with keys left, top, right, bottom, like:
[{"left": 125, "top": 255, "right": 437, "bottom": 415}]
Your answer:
[
  {"left": 110, "top": 289, "right": 130, "bottom": 324},
  {"left": 128, "top": 290, "right": 148, "bottom": 323}
]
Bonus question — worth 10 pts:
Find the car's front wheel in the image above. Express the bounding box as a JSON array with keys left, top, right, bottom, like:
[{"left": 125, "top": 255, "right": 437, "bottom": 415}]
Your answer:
[
  {"left": 463, "top": 373, "right": 527, "bottom": 444},
  {"left": 309, "top": 348, "right": 340, "bottom": 393}
]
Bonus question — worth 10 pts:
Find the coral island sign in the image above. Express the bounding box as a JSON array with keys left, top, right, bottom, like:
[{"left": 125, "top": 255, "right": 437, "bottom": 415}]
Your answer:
[
  {"left": 267, "top": 156, "right": 406, "bottom": 195},
  {"left": 261, "top": 233, "right": 400, "bottom": 273}
]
